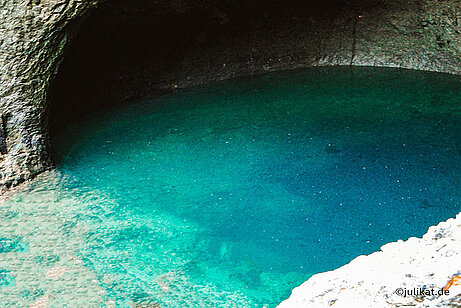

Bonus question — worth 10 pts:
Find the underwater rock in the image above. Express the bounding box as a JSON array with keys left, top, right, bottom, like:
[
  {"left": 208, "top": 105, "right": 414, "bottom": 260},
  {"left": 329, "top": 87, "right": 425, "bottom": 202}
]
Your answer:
[
  {"left": 45, "top": 266, "right": 68, "bottom": 280},
  {"left": 30, "top": 295, "right": 52, "bottom": 308}
]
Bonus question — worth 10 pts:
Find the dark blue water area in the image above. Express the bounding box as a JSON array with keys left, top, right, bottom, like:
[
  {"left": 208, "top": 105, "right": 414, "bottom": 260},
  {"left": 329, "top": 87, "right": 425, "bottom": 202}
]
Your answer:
[{"left": 52, "top": 67, "right": 461, "bottom": 307}]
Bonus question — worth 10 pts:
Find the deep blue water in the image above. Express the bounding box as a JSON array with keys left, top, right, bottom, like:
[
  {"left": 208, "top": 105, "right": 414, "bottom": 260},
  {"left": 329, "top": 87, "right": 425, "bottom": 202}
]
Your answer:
[{"left": 47, "top": 67, "right": 460, "bottom": 307}]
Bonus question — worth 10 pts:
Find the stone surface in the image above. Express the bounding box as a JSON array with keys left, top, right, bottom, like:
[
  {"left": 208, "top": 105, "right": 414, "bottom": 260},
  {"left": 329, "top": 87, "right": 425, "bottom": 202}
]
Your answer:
[
  {"left": 0, "top": 0, "right": 98, "bottom": 188},
  {"left": 278, "top": 213, "right": 461, "bottom": 307}
]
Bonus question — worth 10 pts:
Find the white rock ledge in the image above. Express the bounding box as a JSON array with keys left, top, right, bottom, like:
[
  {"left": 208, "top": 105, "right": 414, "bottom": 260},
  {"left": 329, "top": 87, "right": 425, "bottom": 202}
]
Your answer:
[{"left": 278, "top": 213, "right": 461, "bottom": 307}]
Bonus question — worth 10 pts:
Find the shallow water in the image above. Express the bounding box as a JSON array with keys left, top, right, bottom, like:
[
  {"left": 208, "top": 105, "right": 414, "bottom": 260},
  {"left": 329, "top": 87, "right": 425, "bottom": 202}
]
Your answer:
[{"left": 1, "top": 67, "right": 460, "bottom": 307}]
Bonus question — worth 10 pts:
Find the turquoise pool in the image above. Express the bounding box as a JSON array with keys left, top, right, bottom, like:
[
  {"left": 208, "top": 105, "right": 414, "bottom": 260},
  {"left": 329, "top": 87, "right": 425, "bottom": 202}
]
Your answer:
[{"left": 1, "top": 67, "right": 460, "bottom": 307}]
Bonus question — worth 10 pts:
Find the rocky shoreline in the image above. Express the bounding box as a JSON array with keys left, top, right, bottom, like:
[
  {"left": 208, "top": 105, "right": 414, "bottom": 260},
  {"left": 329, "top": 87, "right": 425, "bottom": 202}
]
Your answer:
[{"left": 278, "top": 213, "right": 461, "bottom": 307}]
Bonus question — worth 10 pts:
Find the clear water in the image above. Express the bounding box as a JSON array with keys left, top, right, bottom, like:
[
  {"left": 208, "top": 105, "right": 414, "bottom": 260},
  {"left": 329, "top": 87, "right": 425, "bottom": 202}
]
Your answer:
[{"left": 1, "top": 67, "right": 460, "bottom": 307}]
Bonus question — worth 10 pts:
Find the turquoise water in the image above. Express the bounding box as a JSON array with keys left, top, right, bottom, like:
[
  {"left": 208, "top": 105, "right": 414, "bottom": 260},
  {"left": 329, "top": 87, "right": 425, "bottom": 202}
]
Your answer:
[{"left": 2, "top": 67, "right": 461, "bottom": 307}]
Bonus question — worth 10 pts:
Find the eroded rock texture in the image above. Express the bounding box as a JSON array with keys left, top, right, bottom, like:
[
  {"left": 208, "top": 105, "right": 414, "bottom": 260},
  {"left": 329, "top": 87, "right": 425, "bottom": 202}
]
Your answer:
[
  {"left": 0, "top": 0, "right": 97, "bottom": 187},
  {"left": 0, "top": 0, "right": 460, "bottom": 188}
]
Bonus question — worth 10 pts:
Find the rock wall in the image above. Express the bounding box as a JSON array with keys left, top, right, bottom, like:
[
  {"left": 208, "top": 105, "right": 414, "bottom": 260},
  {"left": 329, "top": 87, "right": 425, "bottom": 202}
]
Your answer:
[
  {"left": 0, "top": 0, "right": 460, "bottom": 187},
  {"left": 0, "top": 0, "right": 97, "bottom": 187}
]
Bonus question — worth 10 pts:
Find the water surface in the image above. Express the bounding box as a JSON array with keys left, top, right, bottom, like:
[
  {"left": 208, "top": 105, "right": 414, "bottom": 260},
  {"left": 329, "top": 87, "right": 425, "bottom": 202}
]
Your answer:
[{"left": 1, "top": 67, "right": 460, "bottom": 307}]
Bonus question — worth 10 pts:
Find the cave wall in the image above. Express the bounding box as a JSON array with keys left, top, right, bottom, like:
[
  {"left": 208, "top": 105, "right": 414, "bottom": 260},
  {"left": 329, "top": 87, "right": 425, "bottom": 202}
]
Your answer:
[
  {"left": 0, "top": 0, "right": 97, "bottom": 187},
  {"left": 0, "top": 0, "right": 460, "bottom": 188}
]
